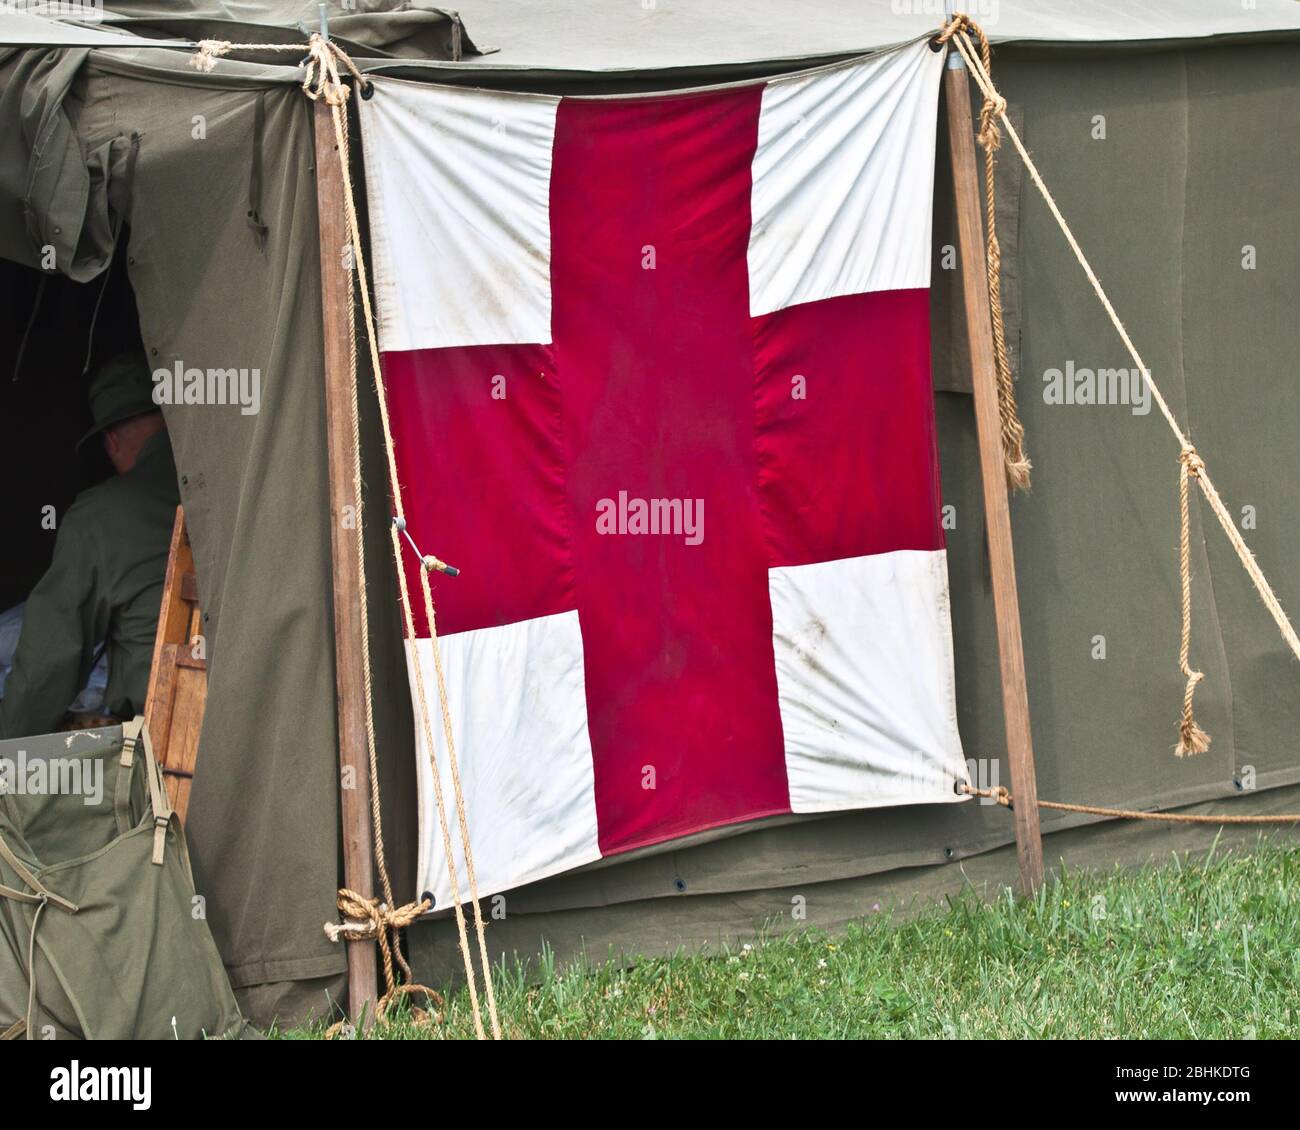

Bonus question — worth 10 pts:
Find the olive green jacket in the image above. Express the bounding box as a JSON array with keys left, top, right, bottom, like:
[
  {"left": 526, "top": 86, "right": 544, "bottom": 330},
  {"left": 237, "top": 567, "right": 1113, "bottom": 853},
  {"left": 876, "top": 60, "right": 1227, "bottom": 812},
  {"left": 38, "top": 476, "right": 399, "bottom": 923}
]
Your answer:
[{"left": 0, "top": 432, "right": 180, "bottom": 739}]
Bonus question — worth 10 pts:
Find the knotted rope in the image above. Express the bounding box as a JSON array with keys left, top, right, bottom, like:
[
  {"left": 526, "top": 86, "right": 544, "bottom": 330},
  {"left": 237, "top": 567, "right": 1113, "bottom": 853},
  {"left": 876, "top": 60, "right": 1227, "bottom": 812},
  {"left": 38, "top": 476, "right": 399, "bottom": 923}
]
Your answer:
[
  {"left": 192, "top": 33, "right": 501, "bottom": 1039},
  {"left": 190, "top": 33, "right": 369, "bottom": 105},
  {"left": 941, "top": 15, "right": 1300, "bottom": 756},
  {"left": 936, "top": 16, "right": 1031, "bottom": 490},
  {"left": 960, "top": 783, "right": 1300, "bottom": 825},
  {"left": 1177, "top": 447, "right": 1210, "bottom": 756},
  {"left": 325, "top": 890, "right": 444, "bottom": 1030}
]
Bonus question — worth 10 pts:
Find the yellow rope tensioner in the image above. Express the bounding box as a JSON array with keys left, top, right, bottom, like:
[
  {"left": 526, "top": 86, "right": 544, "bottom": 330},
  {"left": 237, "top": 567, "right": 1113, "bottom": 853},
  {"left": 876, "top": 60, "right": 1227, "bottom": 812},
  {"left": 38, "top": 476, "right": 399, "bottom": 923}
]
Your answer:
[
  {"left": 1176, "top": 446, "right": 1210, "bottom": 756},
  {"left": 935, "top": 14, "right": 1031, "bottom": 491}
]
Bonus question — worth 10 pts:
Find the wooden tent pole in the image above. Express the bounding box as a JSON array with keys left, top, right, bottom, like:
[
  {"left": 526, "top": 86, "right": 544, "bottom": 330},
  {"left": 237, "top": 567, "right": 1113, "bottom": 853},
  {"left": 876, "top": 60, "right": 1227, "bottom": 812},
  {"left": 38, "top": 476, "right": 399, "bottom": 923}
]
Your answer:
[
  {"left": 943, "top": 48, "right": 1045, "bottom": 892},
  {"left": 313, "top": 96, "right": 379, "bottom": 1018}
]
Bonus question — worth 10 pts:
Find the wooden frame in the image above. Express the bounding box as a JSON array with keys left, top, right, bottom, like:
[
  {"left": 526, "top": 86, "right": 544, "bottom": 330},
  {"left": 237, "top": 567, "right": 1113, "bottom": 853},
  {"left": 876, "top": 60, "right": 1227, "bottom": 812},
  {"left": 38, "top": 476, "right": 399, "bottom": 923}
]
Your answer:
[
  {"left": 943, "top": 47, "right": 1044, "bottom": 891},
  {"left": 313, "top": 96, "right": 380, "bottom": 1019},
  {"left": 142, "top": 506, "right": 208, "bottom": 823}
]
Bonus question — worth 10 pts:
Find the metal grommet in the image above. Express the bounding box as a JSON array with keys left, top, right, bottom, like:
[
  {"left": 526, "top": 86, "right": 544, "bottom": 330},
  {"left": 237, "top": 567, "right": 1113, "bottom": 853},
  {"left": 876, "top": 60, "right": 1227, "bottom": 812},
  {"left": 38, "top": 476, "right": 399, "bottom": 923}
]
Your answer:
[
  {"left": 421, "top": 889, "right": 436, "bottom": 910},
  {"left": 673, "top": 878, "right": 687, "bottom": 893},
  {"left": 359, "top": 81, "right": 375, "bottom": 101}
]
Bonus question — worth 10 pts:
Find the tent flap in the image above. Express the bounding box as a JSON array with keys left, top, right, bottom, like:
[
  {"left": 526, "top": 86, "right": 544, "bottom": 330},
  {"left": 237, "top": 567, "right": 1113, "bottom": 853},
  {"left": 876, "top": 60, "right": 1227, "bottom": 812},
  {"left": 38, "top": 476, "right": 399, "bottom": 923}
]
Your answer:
[{"left": 0, "top": 47, "right": 131, "bottom": 282}]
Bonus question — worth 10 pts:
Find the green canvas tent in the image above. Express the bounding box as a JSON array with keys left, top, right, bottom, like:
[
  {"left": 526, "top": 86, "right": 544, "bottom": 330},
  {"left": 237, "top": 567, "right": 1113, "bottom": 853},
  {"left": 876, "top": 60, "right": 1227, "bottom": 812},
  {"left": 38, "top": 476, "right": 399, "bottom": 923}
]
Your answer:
[{"left": 1, "top": 1, "right": 1298, "bottom": 1028}]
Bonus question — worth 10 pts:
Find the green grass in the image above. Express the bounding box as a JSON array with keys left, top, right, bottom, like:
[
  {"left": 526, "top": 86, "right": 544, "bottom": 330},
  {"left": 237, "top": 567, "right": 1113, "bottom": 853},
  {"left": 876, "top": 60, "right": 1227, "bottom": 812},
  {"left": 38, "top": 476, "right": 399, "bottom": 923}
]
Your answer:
[{"left": 282, "top": 837, "right": 1300, "bottom": 1040}]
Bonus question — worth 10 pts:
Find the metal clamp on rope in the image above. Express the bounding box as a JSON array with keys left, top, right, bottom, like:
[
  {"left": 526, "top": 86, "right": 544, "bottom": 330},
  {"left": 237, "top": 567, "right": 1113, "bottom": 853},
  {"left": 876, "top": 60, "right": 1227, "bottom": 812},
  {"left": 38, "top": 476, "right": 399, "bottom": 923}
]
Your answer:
[{"left": 392, "top": 516, "right": 460, "bottom": 577}]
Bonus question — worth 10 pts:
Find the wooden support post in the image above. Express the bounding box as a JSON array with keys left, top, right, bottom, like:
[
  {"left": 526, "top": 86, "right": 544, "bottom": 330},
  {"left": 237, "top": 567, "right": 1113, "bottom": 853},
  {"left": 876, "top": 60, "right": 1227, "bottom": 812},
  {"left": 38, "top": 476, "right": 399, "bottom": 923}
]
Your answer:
[
  {"left": 313, "top": 96, "right": 379, "bottom": 1018},
  {"left": 944, "top": 49, "right": 1044, "bottom": 892}
]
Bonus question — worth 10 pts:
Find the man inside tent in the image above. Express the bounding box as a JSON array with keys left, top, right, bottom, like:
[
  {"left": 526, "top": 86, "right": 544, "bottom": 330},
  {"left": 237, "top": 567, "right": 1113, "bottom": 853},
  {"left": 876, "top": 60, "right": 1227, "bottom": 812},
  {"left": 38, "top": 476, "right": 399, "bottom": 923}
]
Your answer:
[{"left": 0, "top": 353, "right": 180, "bottom": 739}]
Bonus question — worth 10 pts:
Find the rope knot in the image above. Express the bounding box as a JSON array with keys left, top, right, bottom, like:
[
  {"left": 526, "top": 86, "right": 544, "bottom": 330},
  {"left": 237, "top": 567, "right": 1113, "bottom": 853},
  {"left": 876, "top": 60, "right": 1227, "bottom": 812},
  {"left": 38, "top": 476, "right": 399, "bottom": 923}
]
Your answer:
[
  {"left": 959, "top": 782, "right": 1012, "bottom": 807},
  {"left": 325, "top": 889, "right": 444, "bottom": 1034},
  {"left": 1179, "top": 446, "right": 1204, "bottom": 478},
  {"left": 189, "top": 39, "right": 230, "bottom": 74},
  {"left": 188, "top": 33, "right": 370, "bottom": 105},
  {"left": 934, "top": 13, "right": 973, "bottom": 46}
]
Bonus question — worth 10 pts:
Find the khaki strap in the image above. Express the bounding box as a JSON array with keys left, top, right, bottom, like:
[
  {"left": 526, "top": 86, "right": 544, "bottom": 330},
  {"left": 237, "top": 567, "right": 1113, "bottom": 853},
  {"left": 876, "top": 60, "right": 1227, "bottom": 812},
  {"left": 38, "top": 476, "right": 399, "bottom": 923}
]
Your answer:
[
  {"left": 22, "top": 898, "right": 48, "bottom": 1040},
  {"left": 114, "top": 728, "right": 136, "bottom": 835},
  {"left": 131, "top": 712, "right": 174, "bottom": 863},
  {"left": 0, "top": 831, "right": 78, "bottom": 914},
  {"left": 0, "top": 829, "right": 79, "bottom": 1042},
  {"left": 0, "top": 883, "right": 45, "bottom": 906}
]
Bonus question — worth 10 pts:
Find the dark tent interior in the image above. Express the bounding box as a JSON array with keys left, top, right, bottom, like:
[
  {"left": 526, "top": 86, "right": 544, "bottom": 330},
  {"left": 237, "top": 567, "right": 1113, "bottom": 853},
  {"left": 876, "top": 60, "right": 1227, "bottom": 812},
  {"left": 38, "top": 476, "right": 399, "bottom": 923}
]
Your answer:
[{"left": 1, "top": 250, "right": 147, "bottom": 611}]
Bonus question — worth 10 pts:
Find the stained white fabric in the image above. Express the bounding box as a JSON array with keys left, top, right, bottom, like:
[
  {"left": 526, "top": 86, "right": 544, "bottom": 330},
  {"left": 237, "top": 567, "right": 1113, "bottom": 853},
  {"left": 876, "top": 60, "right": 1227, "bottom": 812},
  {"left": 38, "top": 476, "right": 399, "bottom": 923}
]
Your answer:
[
  {"left": 747, "top": 40, "right": 944, "bottom": 317},
  {"left": 768, "top": 550, "right": 968, "bottom": 814},
  {"left": 358, "top": 80, "right": 559, "bottom": 352},
  {"left": 409, "top": 610, "right": 600, "bottom": 907}
]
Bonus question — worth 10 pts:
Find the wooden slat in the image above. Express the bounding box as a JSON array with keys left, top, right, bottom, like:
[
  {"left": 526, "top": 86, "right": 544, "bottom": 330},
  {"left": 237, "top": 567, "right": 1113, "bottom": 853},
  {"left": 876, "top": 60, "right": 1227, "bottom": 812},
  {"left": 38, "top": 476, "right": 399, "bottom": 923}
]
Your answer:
[
  {"left": 944, "top": 53, "right": 1044, "bottom": 892},
  {"left": 313, "top": 95, "right": 379, "bottom": 1019},
  {"left": 167, "top": 666, "right": 206, "bottom": 818},
  {"left": 148, "top": 642, "right": 181, "bottom": 807},
  {"left": 143, "top": 510, "right": 208, "bottom": 824}
]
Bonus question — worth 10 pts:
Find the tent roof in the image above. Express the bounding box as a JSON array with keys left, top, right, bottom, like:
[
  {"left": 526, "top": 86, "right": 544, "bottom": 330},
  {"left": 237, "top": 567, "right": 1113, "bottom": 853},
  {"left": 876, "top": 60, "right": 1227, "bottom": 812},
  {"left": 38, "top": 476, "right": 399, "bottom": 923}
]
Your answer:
[
  {"left": 0, "top": 9, "right": 189, "bottom": 48},
  {"left": 458, "top": 0, "right": 1300, "bottom": 72},
  {"left": 5, "top": 1, "right": 1300, "bottom": 72}
]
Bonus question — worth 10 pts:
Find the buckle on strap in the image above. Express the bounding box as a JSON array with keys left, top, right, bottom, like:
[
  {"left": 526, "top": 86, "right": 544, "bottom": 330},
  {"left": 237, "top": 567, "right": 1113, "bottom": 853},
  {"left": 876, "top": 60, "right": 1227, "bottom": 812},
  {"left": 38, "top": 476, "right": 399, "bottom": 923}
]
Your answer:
[{"left": 151, "top": 815, "right": 170, "bottom": 866}]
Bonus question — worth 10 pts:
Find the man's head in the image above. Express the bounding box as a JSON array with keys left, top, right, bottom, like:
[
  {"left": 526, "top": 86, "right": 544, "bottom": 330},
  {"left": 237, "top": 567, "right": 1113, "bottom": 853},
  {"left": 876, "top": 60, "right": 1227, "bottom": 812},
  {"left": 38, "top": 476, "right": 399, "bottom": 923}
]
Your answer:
[
  {"left": 79, "top": 352, "right": 166, "bottom": 473},
  {"left": 103, "top": 410, "right": 166, "bottom": 474}
]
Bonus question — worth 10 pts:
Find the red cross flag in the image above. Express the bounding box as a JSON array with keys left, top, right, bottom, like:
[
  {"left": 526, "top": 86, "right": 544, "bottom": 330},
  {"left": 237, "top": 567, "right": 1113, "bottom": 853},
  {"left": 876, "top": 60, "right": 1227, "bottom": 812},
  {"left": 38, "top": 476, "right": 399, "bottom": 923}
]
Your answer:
[{"left": 358, "top": 39, "right": 969, "bottom": 909}]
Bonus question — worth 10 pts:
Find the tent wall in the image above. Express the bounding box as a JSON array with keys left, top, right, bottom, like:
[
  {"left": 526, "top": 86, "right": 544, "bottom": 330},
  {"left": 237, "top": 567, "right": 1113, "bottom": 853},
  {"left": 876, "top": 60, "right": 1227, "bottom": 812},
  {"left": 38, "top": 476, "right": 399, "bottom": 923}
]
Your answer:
[{"left": 412, "top": 783, "right": 1300, "bottom": 984}]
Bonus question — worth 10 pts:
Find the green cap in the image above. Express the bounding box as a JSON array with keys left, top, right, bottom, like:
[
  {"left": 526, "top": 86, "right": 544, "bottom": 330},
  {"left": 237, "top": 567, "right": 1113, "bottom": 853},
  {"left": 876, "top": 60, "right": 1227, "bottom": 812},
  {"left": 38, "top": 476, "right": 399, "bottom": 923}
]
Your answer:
[{"left": 78, "top": 352, "right": 159, "bottom": 450}]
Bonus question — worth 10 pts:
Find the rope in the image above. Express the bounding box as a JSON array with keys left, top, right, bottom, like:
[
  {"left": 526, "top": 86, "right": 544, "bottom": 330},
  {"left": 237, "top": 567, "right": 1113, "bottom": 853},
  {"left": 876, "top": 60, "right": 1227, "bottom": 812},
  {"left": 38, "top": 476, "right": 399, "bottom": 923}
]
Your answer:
[
  {"left": 323, "top": 889, "right": 444, "bottom": 1035},
  {"left": 193, "top": 34, "right": 501, "bottom": 1039},
  {"left": 960, "top": 783, "right": 1300, "bottom": 825},
  {"left": 190, "top": 35, "right": 368, "bottom": 106},
  {"left": 1177, "top": 448, "right": 1210, "bottom": 756},
  {"left": 325, "top": 85, "right": 502, "bottom": 1042},
  {"left": 941, "top": 16, "right": 1300, "bottom": 756},
  {"left": 936, "top": 17, "right": 1030, "bottom": 490},
  {"left": 335, "top": 94, "right": 424, "bottom": 997}
]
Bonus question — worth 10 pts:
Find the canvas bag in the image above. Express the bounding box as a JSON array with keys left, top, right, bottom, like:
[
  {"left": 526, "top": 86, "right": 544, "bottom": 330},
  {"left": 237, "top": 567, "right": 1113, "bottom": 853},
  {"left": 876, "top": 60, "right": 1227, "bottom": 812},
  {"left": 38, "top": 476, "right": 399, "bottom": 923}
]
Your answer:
[{"left": 0, "top": 719, "right": 250, "bottom": 1039}]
